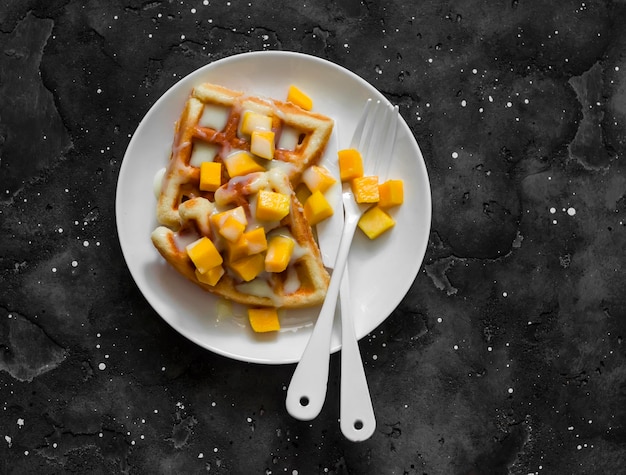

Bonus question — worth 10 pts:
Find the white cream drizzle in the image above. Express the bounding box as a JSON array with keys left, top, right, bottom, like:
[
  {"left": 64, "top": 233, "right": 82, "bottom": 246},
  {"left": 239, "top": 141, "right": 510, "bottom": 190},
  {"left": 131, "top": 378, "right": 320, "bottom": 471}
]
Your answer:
[{"left": 198, "top": 103, "right": 230, "bottom": 131}]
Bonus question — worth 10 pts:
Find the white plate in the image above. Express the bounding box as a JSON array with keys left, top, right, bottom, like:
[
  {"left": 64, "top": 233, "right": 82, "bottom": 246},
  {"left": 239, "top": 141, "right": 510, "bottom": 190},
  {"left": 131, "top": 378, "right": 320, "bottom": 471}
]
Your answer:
[{"left": 116, "top": 51, "right": 431, "bottom": 364}]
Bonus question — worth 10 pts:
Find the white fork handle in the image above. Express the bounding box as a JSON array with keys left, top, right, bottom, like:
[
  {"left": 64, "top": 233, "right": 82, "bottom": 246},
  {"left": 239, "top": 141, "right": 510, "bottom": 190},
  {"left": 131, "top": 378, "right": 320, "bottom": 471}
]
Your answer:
[
  {"left": 286, "top": 212, "right": 359, "bottom": 420},
  {"left": 339, "top": 266, "right": 376, "bottom": 441}
]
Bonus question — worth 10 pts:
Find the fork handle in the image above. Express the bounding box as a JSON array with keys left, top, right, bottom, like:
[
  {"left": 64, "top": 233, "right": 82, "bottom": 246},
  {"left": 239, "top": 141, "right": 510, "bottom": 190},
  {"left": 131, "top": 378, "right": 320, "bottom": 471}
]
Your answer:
[
  {"left": 286, "top": 214, "right": 359, "bottom": 420},
  {"left": 339, "top": 267, "right": 376, "bottom": 441}
]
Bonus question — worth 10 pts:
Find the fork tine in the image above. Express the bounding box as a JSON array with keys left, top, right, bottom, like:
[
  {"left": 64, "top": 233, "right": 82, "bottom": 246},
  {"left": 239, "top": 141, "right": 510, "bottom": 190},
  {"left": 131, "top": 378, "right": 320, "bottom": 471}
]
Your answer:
[
  {"left": 349, "top": 99, "right": 400, "bottom": 178},
  {"left": 349, "top": 99, "right": 373, "bottom": 149},
  {"left": 357, "top": 102, "right": 378, "bottom": 162},
  {"left": 373, "top": 104, "right": 399, "bottom": 180}
]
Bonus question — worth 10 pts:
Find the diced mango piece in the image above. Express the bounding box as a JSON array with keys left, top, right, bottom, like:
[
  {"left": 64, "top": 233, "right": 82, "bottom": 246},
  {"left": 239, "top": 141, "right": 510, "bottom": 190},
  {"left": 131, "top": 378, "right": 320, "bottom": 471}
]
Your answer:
[
  {"left": 218, "top": 215, "right": 246, "bottom": 242},
  {"left": 255, "top": 190, "right": 290, "bottom": 221},
  {"left": 199, "top": 161, "right": 222, "bottom": 192},
  {"left": 229, "top": 253, "right": 265, "bottom": 282},
  {"left": 338, "top": 148, "right": 364, "bottom": 181},
  {"left": 210, "top": 206, "right": 247, "bottom": 231},
  {"left": 287, "top": 85, "right": 313, "bottom": 111},
  {"left": 241, "top": 111, "right": 272, "bottom": 135},
  {"left": 195, "top": 265, "right": 224, "bottom": 286},
  {"left": 378, "top": 179, "right": 404, "bottom": 208},
  {"left": 223, "top": 151, "right": 265, "bottom": 177},
  {"left": 251, "top": 130, "right": 276, "bottom": 160},
  {"left": 302, "top": 165, "right": 337, "bottom": 193},
  {"left": 243, "top": 227, "right": 268, "bottom": 255},
  {"left": 248, "top": 307, "right": 281, "bottom": 333},
  {"left": 186, "top": 237, "right": 223, "bottom": 274},
  {"left": 304, "top": 190, "right": 334, "bottom": 226},
  {"left": 351, "top": 175, "right": 379, "bottom": 203},
  {"left": 357, "top": 205, "right": 395, "bottom": 239},
  {"left": 226, "top": 236, "right": 249, "bottom": 262},
  {"left": 265, "top": 235, "right": 295, "bottom": 273}
]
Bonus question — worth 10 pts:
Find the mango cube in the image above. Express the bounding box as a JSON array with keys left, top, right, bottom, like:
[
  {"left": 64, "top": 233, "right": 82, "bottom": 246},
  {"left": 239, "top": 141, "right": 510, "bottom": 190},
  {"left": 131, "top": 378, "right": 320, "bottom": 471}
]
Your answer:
[
  {"left": 199, "top": 161, "right": 222, "bottom": 192},
  {"left": 302, "top": 165, "right": 337, "bottom": 193},
  {"left": 195, "top": 265, "right": 224, "bottom": 286},
  {"left": 338, "top": 148, "right": 364, "bottom": 181},
  {"left": 186, "top": 237, "right": 223, "bottom": 274},
  {"left": 218, "top": 215, "right": 246, "bottom": 242},
  {"left": 229, "top": 253, "right": 265, "bottom": 281},
  {"left": 248, "top": 307, "right": 281, "bottom": 333},
  {"left": 250, "top": 130, "right": 276, "bottom": 160},
  {"left": 287, "top": 85, "right": 313, "bottom": 111},
  {"left": 243, "top": 227, "right": 268, "bottom": 255},
  {"left": 351, "top": 175, "right": 379, "bottom": 203},
  {"left": 304, "top": 190, "right": 334, "bottom": 226},
  {"left": 255, "top": 190, "right": 290, "bottom": 221},
  {"left": 226, "top": 237, "right": 249, "bottom": 262},
  {"left": 378, "top": 179, "right": 404, "bottom": 208},
  {"left": 265, "top": 235, "right": 295, "bottom": 273},
  {"left": 357, "top": 205, "right": 395, "bottom": 239},
  {"left": 210, "top": 206, "right": 247, "bottom": 231},
  {"left": 224, "top": 151, "right": 265, "bottom": 177},
  {"left": 241, "top": 111, "right": 272, "bottom": 135}
]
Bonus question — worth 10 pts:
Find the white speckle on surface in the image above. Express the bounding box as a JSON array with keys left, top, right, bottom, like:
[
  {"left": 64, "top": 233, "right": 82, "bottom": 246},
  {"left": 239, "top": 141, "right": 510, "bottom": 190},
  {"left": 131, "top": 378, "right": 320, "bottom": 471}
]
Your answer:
[
  {"left": 98, "top": 363, "right": 106, "bottom": 370},
  {"left": 550, "top": 207, "right": 556, "bottom": 214},
  {"left": 437, "top": 317, "right": 443, "bottom": 323},
  {"left": 52, "top": 267, "right": 57, "bottom": 273},
  {"left": 452, "top": 151, "right": 459, "bottom": 158},
  {"left": 503, "top": 292, "right": 508, "bottom": 297},
  {"left": 198, "top": 453, "right": 204, "bottom": 458},
  {"left": 508, "top": 387, "right": 514, "bottom": 394},
  {"left": 17, "top": 418, "right": 24, "bottom": 428},
  {"left": 4, "top": 436, "right": 11, "bottom": 447},
  {"left": 461, "top": 100, "right": 467, "bottom": 107},
  {"left": 71, "top": 261, "right": 78, "bottom": 267},
  {"left": 453, "top": 345, "right": 459, "bottom": 350},
  {"left": 567, "top": 207, "right": 576, "bottom": 216}
]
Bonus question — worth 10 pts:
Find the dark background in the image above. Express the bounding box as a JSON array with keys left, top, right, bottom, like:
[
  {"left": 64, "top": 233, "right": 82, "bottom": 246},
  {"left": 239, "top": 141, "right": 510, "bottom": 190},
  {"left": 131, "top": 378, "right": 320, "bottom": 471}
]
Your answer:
[{"left": 1, "top": 0, "right": 626, "bottom": 473}]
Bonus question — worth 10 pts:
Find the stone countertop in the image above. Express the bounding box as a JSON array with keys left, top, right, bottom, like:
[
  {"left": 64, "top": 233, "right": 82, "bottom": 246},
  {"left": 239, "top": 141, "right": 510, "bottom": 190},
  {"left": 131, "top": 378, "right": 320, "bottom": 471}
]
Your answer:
[{"left": 1, "top": 1, "right": 626, "bottom": 473}]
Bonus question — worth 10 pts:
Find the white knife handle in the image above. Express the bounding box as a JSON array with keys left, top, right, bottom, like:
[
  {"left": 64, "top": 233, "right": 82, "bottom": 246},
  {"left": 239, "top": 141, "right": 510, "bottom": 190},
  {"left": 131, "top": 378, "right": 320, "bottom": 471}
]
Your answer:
[{"left": 339, "top": 267, "right": 376, "bottom": 441}]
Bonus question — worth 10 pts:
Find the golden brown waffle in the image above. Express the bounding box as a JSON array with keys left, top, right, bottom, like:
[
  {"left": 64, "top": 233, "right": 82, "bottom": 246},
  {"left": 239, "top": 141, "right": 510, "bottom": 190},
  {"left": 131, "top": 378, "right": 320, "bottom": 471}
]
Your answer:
[
  {"left": 156, "top": 83, "right": 334, "bottom": 230},
  {"left": 152, "top": 169, "right": 330, "bottom": 308}
]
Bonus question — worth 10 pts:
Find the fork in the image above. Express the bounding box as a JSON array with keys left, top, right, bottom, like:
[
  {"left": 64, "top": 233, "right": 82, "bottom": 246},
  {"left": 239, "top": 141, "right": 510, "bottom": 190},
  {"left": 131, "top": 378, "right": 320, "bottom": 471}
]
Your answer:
[{"left": 286, "top": 99, "right": 400, "bottom": 426}]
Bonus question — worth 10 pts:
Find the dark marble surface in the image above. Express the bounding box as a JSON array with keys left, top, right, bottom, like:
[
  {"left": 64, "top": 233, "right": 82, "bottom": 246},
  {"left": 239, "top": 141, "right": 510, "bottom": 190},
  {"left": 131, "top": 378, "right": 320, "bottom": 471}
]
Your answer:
[{"left": 2, "top": 1, "right": 626, "bottom": 473}]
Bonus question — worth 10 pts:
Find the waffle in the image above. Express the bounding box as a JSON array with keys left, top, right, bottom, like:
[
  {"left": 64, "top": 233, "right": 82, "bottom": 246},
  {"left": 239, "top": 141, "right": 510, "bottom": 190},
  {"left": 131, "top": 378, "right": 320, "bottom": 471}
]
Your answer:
[
  {"left": 156, "top": 82, "right": 334, "bottom": 230},
  {"left": 152, "top": 169, "right": 330, "bottom": 308}
]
